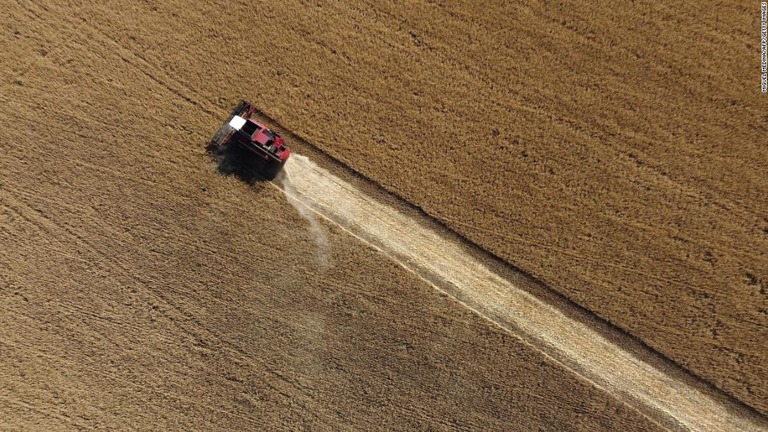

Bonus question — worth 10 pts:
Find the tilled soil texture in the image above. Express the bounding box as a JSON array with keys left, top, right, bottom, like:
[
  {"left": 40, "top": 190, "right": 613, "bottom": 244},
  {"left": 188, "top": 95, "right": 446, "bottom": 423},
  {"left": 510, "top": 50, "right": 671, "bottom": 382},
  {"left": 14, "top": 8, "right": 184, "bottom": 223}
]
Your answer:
[
  {"left": 0, "top": 2, "right": 666, "bottom": 431},
  {"left": 43, "top": 0, "right": 767, "bottom": 414}
]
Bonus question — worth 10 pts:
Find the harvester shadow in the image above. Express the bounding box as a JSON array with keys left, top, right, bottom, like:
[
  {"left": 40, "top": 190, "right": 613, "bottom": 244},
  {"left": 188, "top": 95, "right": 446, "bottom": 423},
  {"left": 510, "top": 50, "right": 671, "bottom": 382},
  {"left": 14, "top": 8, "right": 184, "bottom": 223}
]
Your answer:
[{"left": 207, "top": 142, "right": 274, "bottom": 185}]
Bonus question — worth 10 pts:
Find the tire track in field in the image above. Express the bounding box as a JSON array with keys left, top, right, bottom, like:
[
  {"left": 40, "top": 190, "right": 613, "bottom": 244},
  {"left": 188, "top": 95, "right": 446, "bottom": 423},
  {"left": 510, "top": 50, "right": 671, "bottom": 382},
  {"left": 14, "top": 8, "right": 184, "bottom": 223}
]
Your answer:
[{"left": 274, "top": 154, "right": 768, "bottom": 432}]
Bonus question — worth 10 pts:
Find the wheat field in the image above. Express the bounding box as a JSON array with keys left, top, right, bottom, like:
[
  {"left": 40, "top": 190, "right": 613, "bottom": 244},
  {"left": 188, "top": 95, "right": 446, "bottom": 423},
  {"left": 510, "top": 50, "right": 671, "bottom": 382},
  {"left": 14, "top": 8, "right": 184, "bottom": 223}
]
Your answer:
[{"left": 1, "top": 0, "right": 766, "bottom": 429}]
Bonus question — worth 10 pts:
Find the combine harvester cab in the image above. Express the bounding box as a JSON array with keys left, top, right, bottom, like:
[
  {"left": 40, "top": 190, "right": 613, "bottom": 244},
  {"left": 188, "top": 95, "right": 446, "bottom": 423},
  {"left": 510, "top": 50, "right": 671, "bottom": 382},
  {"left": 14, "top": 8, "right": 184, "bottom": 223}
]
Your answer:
[{"left": 208, "top": 100, "right": 291, "bottom": 180}]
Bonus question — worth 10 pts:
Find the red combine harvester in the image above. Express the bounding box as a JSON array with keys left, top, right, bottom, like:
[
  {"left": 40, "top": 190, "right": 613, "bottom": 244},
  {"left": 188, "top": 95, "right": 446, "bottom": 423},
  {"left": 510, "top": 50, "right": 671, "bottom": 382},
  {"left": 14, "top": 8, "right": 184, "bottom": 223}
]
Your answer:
[{"left": 207, "top": 100, "right": 291, "bottom": 179}]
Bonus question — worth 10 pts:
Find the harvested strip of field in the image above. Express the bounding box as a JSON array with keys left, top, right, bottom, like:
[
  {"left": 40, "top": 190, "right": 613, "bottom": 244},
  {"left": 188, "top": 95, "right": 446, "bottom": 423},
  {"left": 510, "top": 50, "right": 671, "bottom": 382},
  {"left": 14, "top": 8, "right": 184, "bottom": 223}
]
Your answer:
[{"left": 277, "top": 154, "right": 768, "bottom": 432}]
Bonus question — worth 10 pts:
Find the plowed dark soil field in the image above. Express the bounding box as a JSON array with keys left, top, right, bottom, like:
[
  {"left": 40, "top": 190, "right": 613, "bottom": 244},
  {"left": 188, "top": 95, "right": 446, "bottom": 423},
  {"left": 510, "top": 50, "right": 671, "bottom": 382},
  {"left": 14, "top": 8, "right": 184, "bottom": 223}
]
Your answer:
[{"left": 1, "top": 0, "right": 766, "bottom": 430}]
